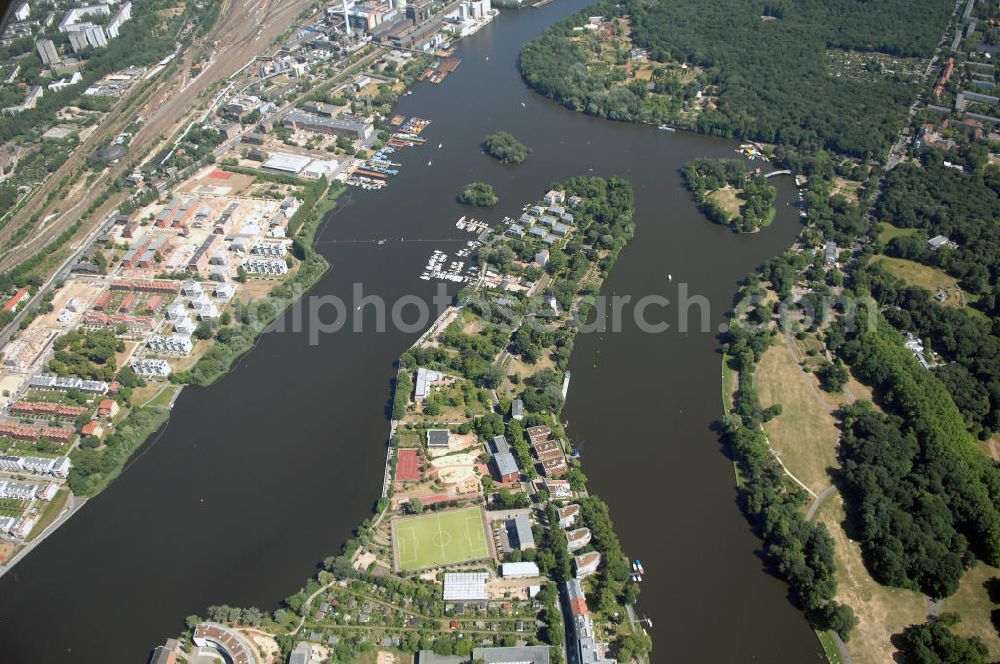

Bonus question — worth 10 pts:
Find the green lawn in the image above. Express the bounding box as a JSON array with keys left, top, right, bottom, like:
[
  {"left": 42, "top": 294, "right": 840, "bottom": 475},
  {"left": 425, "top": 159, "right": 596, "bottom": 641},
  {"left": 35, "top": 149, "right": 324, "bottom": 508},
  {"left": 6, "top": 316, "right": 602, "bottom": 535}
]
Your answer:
[
  {"left": 393, "top": 507, "right": 491, "bottom": 572},
  {"left": 877, "top": 222, "right": 919, "bottom": 244}
]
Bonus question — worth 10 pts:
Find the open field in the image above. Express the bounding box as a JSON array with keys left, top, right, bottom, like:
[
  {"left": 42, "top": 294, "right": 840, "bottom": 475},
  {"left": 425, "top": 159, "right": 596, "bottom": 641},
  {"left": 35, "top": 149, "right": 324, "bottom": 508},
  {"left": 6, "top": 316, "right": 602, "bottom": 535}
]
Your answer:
[
  {"left": 875, "top": 255, "right": 966, "bottom": 307},
  {"left": 831, "top": 176, "right": 862, "bottom": 204},
  {"left": 708, "top": 186, "right": 743, "bottom": 218},
  {"left": 940, "top": 562, "right": 1000, "bottom": 660},
  {"left": 755, "top": 335, "right": 839, "bottom": 494},
  {"left": 814, "top": 494, "right": 927, "bottom": 664},
  {"left": 393, "top": 507, "right": 490, "bottom": 572}
]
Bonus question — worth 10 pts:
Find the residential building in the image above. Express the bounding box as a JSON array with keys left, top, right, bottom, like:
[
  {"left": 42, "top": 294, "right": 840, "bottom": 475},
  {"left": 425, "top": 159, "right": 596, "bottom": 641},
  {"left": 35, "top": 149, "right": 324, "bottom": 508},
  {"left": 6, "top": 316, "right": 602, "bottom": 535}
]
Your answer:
[
  {"left": 131, "top": 358, "right": 171, "bottom": 377},
  {"left": 493, "top": 450, "right": 519, "bottom": 483},
  {"left": 490, "top": 435, "right": 511, "bottom": 455},
  {"left": 97, "top": 399, "right": 120, "bottom": 419},
  {"left": 414, "top": 366, "right": 441, "bottom": 403},
  {"left": 148, "top": 645, "right": 177, "bottom": 664},
  {"left": 544, "top": 190, "right": 565, "bottom": 205},
  {"left": 542, "top": 456, "right": 568, "bottom": 477},
  {"left": 566, "top": 527, "right": 592, "bottom": 552},
  {"left": 526, "top": 425, "right": 551, "bottom": 443},
  {"left": 80, "top": 420, "right": 103, "bottom": 438},
  {"left": 928, "top": 234, "right": 957, "bottom": 251},
  {"left": 545, "top": 478, "right": 572, "bottom": 499},
  {"left": 29, "top": 374, "right": 108, "bottom": 394},
  {"left": 573, "top": 551, "right": 601, "bottom": 578},
  {"left": 564, "top": 579, "right": 616, "bottom": 664},
  {"left": 36, "top": 38, "right": 59, "bottom": 65},
  {"left": 192, "top": 623, "right": 258, "bottom": 664},
  {"left": 823, "top": 241, "right": 837, "bottom": 266},
  {"left": 9, "top": 400, "right": 86, "bottom": 418},
  {"left": 558, "top": 503, "right": 580, "bottom": 528},
  {"left": 0, "top": 422, "right": 74, "bottom": 444}
]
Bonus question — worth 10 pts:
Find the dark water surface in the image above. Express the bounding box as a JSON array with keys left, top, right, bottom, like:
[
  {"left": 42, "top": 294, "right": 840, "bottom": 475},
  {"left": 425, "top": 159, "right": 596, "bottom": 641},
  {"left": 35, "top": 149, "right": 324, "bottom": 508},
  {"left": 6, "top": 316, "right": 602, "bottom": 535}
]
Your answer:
[{"left": 0, "top": 2, "right": 825, "bottom": 661}]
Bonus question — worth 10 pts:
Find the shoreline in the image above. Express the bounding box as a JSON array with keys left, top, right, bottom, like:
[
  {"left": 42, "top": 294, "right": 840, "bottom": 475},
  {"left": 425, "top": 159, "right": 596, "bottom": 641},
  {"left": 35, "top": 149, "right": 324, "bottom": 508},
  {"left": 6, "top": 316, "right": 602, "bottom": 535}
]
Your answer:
[
  {"left": 0, "top": 180, "right": 345, "bottom": 576},
  {"left": 159, "top": 175, "right": 649, "bottom": 663}
]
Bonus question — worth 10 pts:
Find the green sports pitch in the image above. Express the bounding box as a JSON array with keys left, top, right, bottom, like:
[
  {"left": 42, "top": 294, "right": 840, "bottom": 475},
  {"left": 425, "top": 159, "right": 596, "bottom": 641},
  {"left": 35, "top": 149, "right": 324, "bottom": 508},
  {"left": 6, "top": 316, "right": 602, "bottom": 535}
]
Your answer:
[{"left": 393, "top": 507, "right": 492, "bottom": 572}]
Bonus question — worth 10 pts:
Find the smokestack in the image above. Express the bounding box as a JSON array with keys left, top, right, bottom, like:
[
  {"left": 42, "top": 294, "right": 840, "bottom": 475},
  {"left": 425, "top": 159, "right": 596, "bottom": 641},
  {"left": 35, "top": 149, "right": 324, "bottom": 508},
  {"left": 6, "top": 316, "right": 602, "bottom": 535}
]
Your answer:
[{"left": 342, "top": 0, "right": 352, "bottom": 37}]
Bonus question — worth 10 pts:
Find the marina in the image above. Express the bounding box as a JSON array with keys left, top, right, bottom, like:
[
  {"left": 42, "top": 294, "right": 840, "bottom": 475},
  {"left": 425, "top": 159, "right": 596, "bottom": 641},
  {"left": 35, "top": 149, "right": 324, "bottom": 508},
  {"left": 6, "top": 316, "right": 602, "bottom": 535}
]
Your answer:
[
  {"left": 347, "top": 117, "right": 432, "bottom": 191},
  {"left": 418, "top": 245, "right": 480, "bottom": 283},
  {"left": 455, "top": 215, "right": 490, "bottom": 234}
]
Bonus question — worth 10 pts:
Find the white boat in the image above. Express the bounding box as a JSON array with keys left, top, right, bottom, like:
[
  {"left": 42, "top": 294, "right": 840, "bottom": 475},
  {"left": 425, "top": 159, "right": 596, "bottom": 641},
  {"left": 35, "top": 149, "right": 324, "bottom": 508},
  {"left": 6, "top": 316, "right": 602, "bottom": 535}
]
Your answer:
[
  {"left": 658, "top": 125, "right": 675, "bottom": 132},
  {"left": 420, "top": 274, "right": 430, "bottom": 281},
  {"left": 438, "top": 143, "right": 443, "bottom": 148}
]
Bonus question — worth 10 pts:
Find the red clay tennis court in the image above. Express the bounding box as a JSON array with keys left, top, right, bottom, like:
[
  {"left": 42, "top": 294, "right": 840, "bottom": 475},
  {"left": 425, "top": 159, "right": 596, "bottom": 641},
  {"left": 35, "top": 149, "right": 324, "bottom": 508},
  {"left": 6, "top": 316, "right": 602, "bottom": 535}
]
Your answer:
[
  {"left": 208, "top": 170, "right": 233, "bottom": 180},
  {"left": 397, "top": 449, "right": 421, "bottom": 481}
]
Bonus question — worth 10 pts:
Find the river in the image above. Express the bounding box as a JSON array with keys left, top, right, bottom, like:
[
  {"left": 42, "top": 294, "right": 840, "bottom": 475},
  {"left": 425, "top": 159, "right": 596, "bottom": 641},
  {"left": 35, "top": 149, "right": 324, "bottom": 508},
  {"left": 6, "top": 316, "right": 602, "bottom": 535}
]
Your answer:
[{"left": 0, "top": 2, "right": 825, "bottom": 662}]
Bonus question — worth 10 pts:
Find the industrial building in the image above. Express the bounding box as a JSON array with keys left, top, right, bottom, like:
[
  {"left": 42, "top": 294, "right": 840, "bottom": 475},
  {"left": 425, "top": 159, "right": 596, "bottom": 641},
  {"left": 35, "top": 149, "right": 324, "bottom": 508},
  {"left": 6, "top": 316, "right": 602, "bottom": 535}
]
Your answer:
[
  {"left": 283, "top": 109, "right": 375, "bottom": 141},
  {"left": 262, "top": 151, "right": 312, "bottom": 175}
]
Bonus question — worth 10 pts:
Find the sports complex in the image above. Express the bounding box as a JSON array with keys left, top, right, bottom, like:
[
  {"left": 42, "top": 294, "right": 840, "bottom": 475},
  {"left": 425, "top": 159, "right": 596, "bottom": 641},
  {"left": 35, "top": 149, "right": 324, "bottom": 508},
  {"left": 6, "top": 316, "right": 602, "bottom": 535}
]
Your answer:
[{"left": 392, "top": 506, "right": 494, "bottom": 572}]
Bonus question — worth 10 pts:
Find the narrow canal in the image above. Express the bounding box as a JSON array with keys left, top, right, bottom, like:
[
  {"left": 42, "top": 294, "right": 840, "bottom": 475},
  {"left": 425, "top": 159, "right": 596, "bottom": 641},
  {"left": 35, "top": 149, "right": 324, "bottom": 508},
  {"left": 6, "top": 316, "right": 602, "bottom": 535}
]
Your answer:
[{"left": 0, "top": 2, "right": 825, "bottom": 662}]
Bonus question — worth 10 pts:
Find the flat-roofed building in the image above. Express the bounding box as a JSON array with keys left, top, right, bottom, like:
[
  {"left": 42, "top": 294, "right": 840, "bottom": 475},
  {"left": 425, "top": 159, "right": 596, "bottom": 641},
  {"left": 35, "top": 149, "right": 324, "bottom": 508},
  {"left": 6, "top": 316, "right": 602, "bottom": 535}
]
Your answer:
[
  {"left": 263, "top": 151, "right": 312, "bottom": 175},
  {"left": 507, "top": 514, "right": 535, "bottom": 551},
  {"left": 283, "top": 109, "right": 375, "bottom": 141},
  {"left": 472, "top": 646, "right": 550, "bottom": 664},
  {"left": 493, "top": 451, "right": 519, "bottom": 483},
  {"left": 442, "top": 571, "right": 488, "bottom": 603},
  {"left": 426, "top": 428, "right": 450, "bottom": 448}
]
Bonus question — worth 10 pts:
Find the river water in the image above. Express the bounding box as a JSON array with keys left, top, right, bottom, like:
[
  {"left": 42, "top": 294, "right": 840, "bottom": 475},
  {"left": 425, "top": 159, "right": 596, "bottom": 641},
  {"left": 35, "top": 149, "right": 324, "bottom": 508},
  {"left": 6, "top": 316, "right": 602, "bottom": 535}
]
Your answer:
[{"left": 0, "top": 2, "right": 825, "bottom": 662}]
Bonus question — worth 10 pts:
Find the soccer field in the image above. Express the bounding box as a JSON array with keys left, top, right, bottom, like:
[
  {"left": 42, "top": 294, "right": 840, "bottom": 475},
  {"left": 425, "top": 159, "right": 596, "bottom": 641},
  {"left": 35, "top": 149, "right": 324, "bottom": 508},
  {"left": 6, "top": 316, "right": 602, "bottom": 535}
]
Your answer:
[{"left": 393, "top": 507, "right": 491, "bottom": 572}]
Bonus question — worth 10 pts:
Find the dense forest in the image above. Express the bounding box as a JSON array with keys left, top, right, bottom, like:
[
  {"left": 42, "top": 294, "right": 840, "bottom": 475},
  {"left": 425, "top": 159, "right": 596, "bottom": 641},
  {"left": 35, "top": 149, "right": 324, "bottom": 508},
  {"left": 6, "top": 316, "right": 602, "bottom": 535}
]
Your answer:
[
  {"left": 520, "top": 0, "right": 951, "bottom": 157},
  {"left": 482, "top": 131, "right": 531, "bottom": 165},
  {"left": 681, "top": 158, "right": 776, "bottom": 232},
  {"left": 862, "top": 154, "right": 1000, "bottom": 439},
  {"left": 457, "top": 182, "right": 498, "bottom": 207},
  {"left": 828, "top": 312, "right": 1000, "bottom": 596},
  {"left": 877, "top": 156, "right": 1000, "bottom": 301}
]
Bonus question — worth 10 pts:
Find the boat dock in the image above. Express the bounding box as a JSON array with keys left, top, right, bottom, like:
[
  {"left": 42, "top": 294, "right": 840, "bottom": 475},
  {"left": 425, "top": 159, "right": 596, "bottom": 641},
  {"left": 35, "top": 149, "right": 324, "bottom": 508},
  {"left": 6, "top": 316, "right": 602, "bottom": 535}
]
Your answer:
[
  {"left": 347, "top": 117, "right": 432, "bottom": 191},
  {"left": 419, "top": 59, "right": 461, "bottom": 84}
]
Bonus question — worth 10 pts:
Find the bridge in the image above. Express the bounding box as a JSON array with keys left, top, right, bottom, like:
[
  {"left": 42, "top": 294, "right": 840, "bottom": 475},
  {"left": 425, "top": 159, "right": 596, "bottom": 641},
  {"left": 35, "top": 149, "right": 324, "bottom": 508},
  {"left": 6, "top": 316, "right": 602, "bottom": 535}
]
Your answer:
[{"left": 764, "top": 169, "right": 792, "bottom": 178}]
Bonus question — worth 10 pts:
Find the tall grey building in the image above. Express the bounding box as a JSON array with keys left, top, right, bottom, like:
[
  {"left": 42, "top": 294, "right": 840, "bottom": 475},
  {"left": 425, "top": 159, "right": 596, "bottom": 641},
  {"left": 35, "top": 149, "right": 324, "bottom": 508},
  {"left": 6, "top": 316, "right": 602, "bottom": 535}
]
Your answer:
[{"left": 36, "top": 38, "right": 58, "bottom": 65}]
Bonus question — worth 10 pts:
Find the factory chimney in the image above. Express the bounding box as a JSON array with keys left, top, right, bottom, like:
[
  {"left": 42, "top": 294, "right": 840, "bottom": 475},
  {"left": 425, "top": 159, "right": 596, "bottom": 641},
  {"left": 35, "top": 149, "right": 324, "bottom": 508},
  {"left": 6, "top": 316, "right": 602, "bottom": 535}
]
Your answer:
[{"left": 342, "top": 0, "right": 352, "bottom": 37}]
